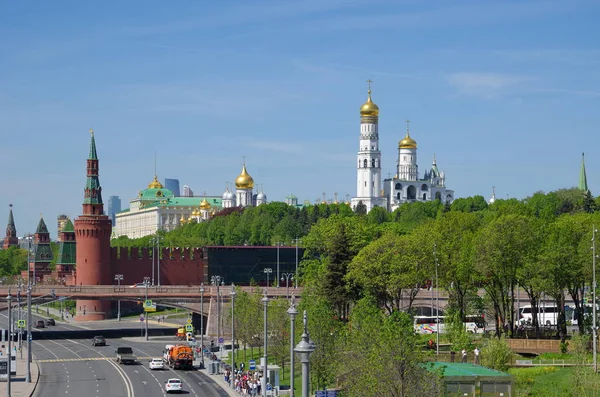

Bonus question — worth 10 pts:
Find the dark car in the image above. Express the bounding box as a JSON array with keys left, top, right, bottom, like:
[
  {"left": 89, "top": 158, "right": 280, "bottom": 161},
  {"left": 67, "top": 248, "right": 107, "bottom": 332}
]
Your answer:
[
  {"left": 92, "top": 336, "right": 106, "bottom": 347},
  {"left": 35, "top": 320, "right": 45, "bottom": 328},
  {"left": 45, "top": 318, "right": 55, "bottom": 326}
]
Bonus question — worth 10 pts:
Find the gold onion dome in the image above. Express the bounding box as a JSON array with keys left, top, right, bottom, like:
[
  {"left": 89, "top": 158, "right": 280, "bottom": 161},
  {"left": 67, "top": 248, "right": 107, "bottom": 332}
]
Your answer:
[
  {"left": 192, "top": 209, "right": 199, "bottom": 217},
  {"left": 399, "top": 131, "right": 417, "bottom": 149},
  {"left": 148, "top": 175, "right": 163, "bottom": 189},
  {"left": 360, "top": 90, "right": 379, "bottom": 117},
  {"left": 180, "top": 215, "right": 186, "bottom": 224},
  {"left": 235, "top": 164, "right": 254, "bottom": 189},
  {"left": 200, "top": 198, "right": 211, "bottom": 210}
]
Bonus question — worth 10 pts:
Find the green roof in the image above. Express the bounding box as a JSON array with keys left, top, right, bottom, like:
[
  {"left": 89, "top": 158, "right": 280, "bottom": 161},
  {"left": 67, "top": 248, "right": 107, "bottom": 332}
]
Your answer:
[
  {"left": 139, "top": 187, "right": 175, "bottom": 201},
  {"left": 36, "top": 217, "right": 49, "bottom": 234},
  {"left": 89, "top": 132, "right": 98, "bottom": 160},
  {"left": 34, "top": 242, "right": 53, "bottom": 263},
  {"left": 579, "top": 152, "right": 589, "bottom": 192},
  {"left": 133, "top": 196, "right": 223, "bottom": 210},
  {"left": 427, "top": 362, "right": 511, "bottom": 378},
  {"left": 6, "top": 206, "right": 16, "bottom": 234},
  {"left": 62, "top": 218, "right": 74, "bottom": 233}
]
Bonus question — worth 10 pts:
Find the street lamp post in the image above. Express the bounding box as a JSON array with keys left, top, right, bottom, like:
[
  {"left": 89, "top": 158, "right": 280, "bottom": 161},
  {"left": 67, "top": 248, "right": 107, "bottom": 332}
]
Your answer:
[
  {"left": 281, "top": 273, "right": 294, "bottom": 300},
  {"left": 114, "top": 274, "right": 123, "bottom": 321},
  {"left": 292, "top": 238, "right": 301, "bottom": 289},
  {"left": 151, "top": 238, "right": 155, "bottom": 286},
  {"left": 230, "top": 283, "right": 236, "bottom": 380},
  {"left": 211, "top": 276, "right": 223, "bottom": 356},
  {"left": 143, "top": 276, "right": 150, "bottom": 341},
  {"left": 6, "top": 291, "right": 12, "bottom": 396},
  {"left": 17, "top": 281, "right": 22, "bottom": 354},
  {"left": 275, "top": 242, "right": 282, "bottom": 288},
  {"left": 287, "top": 297, "right": 298, "bottom": 397},
  {"left": 26, "top": 285, "right": 32, "bottom": 383},
  {"left": 434, "top": 243, "right": 440, "bottom": 356},
  {"left": 261, "top": 289, "right": 269, "bottom": 397},
  {"left": 263, "top": 268, "right": 272, "bottom": 288},
  {"left": 294, "top": 311, "right": 316, "bottom": 397},
  {"left": 156, "top": 234, "right": 162, "bottom": 287},
  {"left": 199, "top": 283, "right": 205, "bottom": 368},
  {"left": 593, "top": 226, "right": 598, "bottom": 373}
]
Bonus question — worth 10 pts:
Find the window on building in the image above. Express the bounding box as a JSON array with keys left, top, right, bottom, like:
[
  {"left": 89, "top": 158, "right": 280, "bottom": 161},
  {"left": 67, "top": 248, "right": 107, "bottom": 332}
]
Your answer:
[
  {"left": 395, "top": 183, "right": 402, "bottom": 190},
  {"left": 364, "top": 159, "right": 368, "bottom": 168}
]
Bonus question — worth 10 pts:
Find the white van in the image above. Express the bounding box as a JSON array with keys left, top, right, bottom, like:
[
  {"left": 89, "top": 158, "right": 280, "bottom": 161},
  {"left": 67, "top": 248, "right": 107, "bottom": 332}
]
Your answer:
[{"left": 517, "top": 304, "right": 558, "bottom": 326}]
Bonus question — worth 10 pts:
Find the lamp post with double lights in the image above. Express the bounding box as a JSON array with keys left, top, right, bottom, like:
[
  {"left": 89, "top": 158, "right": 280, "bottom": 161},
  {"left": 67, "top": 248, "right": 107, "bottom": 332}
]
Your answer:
[
  {"left": 211, "top": 276, "right": 224, "bottom": 356},
  {"left": 143, "top": 276, "right": 150, "bottom": 341},
  {"left": 261, "top": 289, "right": 269, "bottom": 397},
  {"left": 114, "top": 274, "right": 123, "bottom": 321},
  {"left": 281, "top": 273, "right": 294, "bottom": 300},
  {"left": 156, "top": 233, "right": 162, "bottom": 286},
  {"left": 433, "top": 243, "right": 440, "bottom": 356},
  {"left": 17, "top": 279, "right": 23, "bottom": 354},
  {"left": 287, "top": 297, "right": 298, "bottom": 397},
  {"left": 263, "top": 268, "right": 272, "bottom": 288},
  {"left": 230, "top": 283, "right": 236, "bottom": 380},
  {"left": 294, "top": 311, "right": 316, "bottom": 397},
  {"left": 292, "top": 238, "right": 301, "bottom": 288},
  {"left": 199, "top": 283, "right": 205, "bottom": 368}
]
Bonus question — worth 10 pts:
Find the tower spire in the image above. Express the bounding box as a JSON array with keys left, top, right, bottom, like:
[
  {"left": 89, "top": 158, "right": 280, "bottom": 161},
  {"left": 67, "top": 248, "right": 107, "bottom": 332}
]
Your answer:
[
  {"left": 88, "top": 129, "right": 97, "bottom": 160},
  {"left": 3, "top": 204, "right": 18, "bottom": 249},
  {"left": 579, "top": 152, "right": 589, "bottom": 192},
  {"left": 83, "top": 129, "right": 104, "bottom": 210}
]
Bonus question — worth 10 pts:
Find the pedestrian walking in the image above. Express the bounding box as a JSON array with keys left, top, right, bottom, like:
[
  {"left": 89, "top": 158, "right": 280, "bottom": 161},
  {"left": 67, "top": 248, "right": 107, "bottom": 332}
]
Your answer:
[
  {"left": 474, "top": 347, "right": 480, "bottom": 364},
  {"left": 461, "top": 348, "right": 467, "bottom": 363}
]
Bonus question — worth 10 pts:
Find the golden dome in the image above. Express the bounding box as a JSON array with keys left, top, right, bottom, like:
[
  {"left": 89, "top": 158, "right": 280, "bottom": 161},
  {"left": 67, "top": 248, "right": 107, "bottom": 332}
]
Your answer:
[
  {"left": 235, "top": 164, "right": 254, "bottom": 189},
  {"left": 399, "top": 131, "right": 417, "bottom": 149},
  {"left": 360, "top": 90, "right": 379, "bottom": 117},
  {"left": 148, "top": 175, "right": 163, "bottom": 189},
  {"left": 200, "top": 198, "right": 211, "bottom": 210},
  {"left": 192, "top": 209, "right": 199, "bottom": 217},
  {"left": 180, "top": 215, "right": 186, "bottom": 224}
]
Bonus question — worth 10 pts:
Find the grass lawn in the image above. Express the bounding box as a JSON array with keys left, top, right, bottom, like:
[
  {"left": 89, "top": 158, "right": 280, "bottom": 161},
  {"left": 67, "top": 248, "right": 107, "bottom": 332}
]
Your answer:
[{"left": 510, "top": 366, "right": 600, "bottom": 396}]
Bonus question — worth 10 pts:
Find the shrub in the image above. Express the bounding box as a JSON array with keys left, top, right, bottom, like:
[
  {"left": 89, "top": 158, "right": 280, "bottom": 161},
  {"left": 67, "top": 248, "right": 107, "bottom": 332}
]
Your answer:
[{"left": 481, "top": 335, "right": 513, "bottom": 372}]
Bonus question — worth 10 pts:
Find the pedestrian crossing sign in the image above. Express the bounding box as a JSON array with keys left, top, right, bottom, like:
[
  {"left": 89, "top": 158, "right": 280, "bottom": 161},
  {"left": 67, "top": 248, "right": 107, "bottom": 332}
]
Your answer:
[
  {"left": 144, "top": 300, "right": 153, "bottom": 308},
  {"left": 17, "top": 320, "right": 26, "bottom": 328},
  {"left": 185, "top": 324, "right": 193, "bottom": 332}
]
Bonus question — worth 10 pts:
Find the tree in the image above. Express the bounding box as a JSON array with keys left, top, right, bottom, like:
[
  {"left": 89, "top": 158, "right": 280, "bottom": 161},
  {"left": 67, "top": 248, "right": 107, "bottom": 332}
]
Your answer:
[
  {"left": 480, "top": 336, "right": 513, "bottom": 372},
  {"left": 354, "top": 200, "right": 367, "bottom": 215},
  {"left": 340, "top": 297, "right": 442, "bottom": 397}
]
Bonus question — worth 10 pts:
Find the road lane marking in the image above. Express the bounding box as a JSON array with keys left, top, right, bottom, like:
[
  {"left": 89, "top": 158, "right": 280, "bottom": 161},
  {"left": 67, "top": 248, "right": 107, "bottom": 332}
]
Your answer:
[{"left": 36, "top": 356, "right": 152, "bottom": 363}]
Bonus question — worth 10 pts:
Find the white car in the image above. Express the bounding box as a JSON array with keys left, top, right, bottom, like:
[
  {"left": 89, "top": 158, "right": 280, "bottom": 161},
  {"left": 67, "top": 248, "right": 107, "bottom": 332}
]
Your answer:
[
  {"left": 165, "top": 378, "right": 183, "bottom": 393},
  {"left": 149, "top": 358, "right": 164, "bottom": 370}
]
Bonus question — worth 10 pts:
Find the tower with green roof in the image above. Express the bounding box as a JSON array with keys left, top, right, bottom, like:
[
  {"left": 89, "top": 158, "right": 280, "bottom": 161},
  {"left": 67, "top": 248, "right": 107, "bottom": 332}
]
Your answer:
[
  {"left": 29, "top": 216, "right": 53, "bottom": 282},
  {"left": 56, "top": 217, "right": 76, "bottom": 275},
  {"left": 3, "top": 204, "right": 18, "bottom": 249},
  {"left": 74, "top": 129, "right": 112, "bottom": 321}
]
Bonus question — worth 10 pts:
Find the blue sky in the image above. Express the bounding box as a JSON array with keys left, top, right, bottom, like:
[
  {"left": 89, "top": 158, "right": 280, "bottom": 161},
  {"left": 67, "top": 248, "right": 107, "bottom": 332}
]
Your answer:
[{"left": 1, "top": 0, "right": 600, "bottom": 236}]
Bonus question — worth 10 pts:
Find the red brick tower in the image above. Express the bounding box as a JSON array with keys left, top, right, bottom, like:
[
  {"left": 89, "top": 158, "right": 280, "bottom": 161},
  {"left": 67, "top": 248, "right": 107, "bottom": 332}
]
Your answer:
[
  {"left": 3, "top": 204, "right": 18, "bottom": 249},
  {"left": 74, "top": 129, "right": 112, "bottom": 321}
]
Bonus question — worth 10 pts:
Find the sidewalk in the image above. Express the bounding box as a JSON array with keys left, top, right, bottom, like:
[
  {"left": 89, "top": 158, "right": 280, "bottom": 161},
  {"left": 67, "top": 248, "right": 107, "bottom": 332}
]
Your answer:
[{"left": 3, "top": 356, "right": 40, "bottom": 397}]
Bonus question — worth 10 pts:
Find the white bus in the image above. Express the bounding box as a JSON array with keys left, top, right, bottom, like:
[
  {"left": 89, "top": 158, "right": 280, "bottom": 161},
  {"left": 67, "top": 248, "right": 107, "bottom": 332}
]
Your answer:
[
  {"left": 517, "top": 304, "right": 558, "bottom": 326},
  {"left": 413, "top": 315, "right": 485, "bottom": 334}
]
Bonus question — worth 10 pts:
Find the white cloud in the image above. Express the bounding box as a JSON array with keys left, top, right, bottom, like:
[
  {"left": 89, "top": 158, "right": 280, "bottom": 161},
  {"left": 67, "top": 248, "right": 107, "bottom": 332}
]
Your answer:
[{"left": 446, "top": 72, "right": 528, "bottom": 98}]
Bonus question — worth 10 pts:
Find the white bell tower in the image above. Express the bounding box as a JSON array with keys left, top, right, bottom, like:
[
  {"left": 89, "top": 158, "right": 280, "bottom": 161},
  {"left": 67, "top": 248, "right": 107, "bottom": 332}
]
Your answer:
[{"left": 351, "top": 80, "right": 387, "bottom": 212}]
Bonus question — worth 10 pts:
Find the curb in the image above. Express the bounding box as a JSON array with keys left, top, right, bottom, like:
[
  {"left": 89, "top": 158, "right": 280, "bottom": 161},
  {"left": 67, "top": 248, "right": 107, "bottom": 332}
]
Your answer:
[{"left": 28, "top": 361, "right": 41, "bottom": 397}]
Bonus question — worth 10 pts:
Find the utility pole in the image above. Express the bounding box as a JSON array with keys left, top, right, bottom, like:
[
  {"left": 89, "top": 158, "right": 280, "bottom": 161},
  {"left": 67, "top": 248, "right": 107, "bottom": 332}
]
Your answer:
[
  {"left": 262, "top": 289, "right": 269, "bottom": 397},
  {"left": 6, "top": 291, "right": 12, "bottom": 396},
  {"left": 157, "top": 233, "right": 162, "bottom": 286},
  {"left": 434, "top": 242, "right": 440, "bottom": 356},
  {"left": 230, "top": 283, "right": 236, "bottom": 381},
  {"left": 199, "top": 283, "right": 205, "bottom": 368}
]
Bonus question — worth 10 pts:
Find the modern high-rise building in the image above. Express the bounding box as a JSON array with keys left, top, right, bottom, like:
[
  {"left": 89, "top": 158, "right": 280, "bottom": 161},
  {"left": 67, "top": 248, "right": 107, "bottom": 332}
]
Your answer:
[
  {"left": 182, "top": 185, "right": 194, "bottom": 197},
  {"left": 164, "top": 178, "right": 181, "bottom": 196},
  {"left": 107, "top": 196, "right": 121, "bottom": 225}
]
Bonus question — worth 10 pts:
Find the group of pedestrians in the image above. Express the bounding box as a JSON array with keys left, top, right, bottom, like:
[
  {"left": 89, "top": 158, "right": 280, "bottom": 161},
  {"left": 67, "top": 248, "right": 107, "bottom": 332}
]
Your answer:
[
  {"left": 461, "top": 347, "right": 480, "bottom": 364},
  {"left": 226, "top": 367, "right": 263, "bottom": 396}
]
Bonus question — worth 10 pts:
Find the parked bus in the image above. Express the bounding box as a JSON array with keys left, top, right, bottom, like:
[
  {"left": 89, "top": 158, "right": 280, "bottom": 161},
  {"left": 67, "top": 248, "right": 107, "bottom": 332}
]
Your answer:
[
  {"left": 516, "top": 304, "right": 559, "bottom": 326},
  {"left": 413, "top": 315, "right": 485, "bottom": 334}
]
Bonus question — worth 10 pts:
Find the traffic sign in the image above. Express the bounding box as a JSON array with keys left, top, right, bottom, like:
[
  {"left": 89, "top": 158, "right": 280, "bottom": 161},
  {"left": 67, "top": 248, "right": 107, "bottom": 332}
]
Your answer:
[
  {"left": 144, "top": 300, "right": 153, "bottom": 308},
  {"left": 144, "top": 304, "right": 157, "bottom": 312},
  {"left": 186, "top": 318, "right": 192, "bottom": 324},
  {"left": 218, "top": 337, "right": 224, "bottom": 344},
  {"left": 249, "top": 359, "right": 256, "bottom": 370},
  {"left": 140, "top": 316, "right": 145, "bottom": 322},
  {"left": 185, "top": 324, "right": 193, "bottom": 332},
  {"left": 17, "top": 320, "right": 25, "bottom": 328}
]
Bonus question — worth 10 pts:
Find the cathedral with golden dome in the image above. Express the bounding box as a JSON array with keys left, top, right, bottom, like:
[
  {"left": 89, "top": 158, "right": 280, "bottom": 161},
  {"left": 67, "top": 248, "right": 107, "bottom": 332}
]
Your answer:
[
  {"left": 351, "top": 82, "right": 454, "bottom": 212},
  {"left": 113, "top": 163, "right": 267, "bottom": 238}
]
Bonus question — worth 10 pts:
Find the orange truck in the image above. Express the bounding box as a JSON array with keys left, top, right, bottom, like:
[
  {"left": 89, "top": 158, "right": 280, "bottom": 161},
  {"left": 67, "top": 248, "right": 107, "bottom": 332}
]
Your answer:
[{"left": 165, "top": 344, "right": 194, "bottom": 370}]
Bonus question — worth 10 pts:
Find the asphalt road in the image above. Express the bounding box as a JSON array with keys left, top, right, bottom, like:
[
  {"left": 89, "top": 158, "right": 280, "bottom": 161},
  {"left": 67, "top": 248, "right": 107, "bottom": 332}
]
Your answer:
[{"left": 26, "top": 334, "right": 230, "bottom": 397}]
